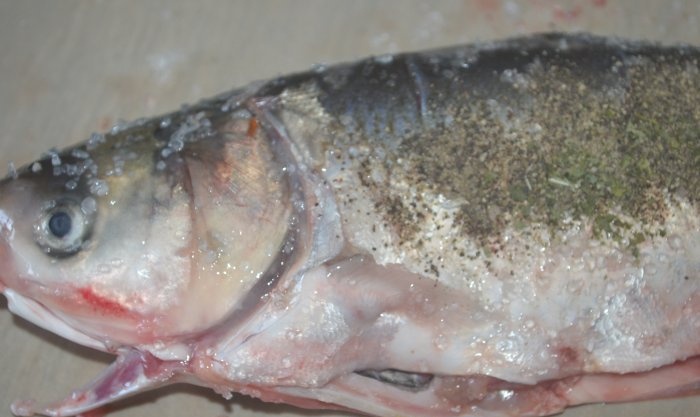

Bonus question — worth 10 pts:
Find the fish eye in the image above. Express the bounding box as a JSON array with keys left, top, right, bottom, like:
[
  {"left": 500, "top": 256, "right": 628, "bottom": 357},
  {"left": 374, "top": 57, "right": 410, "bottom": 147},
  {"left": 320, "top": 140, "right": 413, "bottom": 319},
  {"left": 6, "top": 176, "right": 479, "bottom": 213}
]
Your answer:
[
  {"left": 35, "top": 200, "right": 94, "bottom": 257},
  {"left": 48, "top": 211, "right": 72, "bottom": 238}
]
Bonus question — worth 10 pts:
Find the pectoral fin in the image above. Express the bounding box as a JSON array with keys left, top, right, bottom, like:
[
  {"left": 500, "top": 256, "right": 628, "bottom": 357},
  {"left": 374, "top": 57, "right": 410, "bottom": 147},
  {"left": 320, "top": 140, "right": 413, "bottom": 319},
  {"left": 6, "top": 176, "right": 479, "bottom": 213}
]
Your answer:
[{"left": 11, "top": 349, "right": 185, "bottom": 417}]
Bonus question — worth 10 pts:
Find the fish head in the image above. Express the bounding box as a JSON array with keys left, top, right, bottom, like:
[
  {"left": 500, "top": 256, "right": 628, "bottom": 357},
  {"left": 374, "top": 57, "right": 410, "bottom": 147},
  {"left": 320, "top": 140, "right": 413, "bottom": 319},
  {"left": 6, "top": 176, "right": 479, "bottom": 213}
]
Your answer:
[
  {"left": 0, "top": 127, "right": 189, "bottom": 349},
  {"left": 0, "top": 110, "right": 296, "bottom": 351}
]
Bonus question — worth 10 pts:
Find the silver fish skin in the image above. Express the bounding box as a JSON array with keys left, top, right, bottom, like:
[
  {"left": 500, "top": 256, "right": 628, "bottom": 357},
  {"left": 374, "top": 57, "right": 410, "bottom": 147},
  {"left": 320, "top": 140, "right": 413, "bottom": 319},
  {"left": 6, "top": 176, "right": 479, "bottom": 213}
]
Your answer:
[{"left": 0, "top": 33, "right": 698, "bottom": 417}]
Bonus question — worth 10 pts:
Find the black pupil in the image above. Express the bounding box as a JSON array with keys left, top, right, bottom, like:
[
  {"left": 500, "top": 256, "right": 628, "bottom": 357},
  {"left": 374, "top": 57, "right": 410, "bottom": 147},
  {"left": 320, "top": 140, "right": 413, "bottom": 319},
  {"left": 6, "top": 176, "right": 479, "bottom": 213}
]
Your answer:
[{"left": 48, "top": 211, "right": 72, "bottom": 238}]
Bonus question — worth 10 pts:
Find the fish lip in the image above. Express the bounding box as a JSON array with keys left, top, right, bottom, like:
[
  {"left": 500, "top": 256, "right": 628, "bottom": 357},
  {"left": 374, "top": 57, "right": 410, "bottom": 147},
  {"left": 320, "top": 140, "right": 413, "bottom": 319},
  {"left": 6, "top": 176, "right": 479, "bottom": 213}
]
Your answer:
[
  {"left": 3, "top": 287, "right": 107, "bottom": 351},
  {"left": 0, "top": 206, "right": 13, "bottom": 269}
]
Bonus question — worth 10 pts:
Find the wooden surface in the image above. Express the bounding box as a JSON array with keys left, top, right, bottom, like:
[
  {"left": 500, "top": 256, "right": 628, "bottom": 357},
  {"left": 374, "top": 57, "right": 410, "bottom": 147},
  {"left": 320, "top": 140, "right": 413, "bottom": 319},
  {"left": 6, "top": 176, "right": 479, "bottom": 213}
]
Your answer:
[{"left": 1, "top": 1, "right": 699, "bottom": 416}]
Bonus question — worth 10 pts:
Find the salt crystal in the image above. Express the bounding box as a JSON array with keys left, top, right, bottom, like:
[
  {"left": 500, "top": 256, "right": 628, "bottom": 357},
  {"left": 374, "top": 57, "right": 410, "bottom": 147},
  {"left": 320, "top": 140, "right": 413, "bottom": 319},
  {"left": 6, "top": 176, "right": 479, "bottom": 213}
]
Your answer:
[
  {"left": 312, "top": 63, "right": 327, "bottom": 73},
  {"left": 89, "top": 179, "right": 109, "bottom": 196},
  {"left": 7, "top": 162, "right": 17, "bottom": 179},
  {"left": 160, "top": 117, "right": 172, "bottom": 128},
  {"left": 374, "top": 54, "right": 394, "bottom": 64},
  {"left": 110, "top": 120, "right": 128, "bottom": 134},
  {"left": 71, "top": 149, "right": 90, "bottom": 159},
  {"left": 87, "top": 132, "right": 106, "bottom": 150}
]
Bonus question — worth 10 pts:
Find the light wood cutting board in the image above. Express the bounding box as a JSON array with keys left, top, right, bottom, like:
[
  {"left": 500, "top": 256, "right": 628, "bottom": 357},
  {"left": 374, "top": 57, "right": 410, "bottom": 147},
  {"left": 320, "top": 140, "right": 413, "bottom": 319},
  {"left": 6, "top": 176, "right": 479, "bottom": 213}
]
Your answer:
[{"left": 0, "top": 1, "right": 698, "bottom": 416}]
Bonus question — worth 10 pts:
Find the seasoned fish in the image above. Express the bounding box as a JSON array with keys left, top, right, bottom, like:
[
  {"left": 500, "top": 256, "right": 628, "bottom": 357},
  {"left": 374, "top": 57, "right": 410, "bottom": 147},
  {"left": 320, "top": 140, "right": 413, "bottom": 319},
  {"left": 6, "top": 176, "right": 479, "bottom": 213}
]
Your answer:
[{"left": 0, "top": 33, "right": 698, "bottom": 417}]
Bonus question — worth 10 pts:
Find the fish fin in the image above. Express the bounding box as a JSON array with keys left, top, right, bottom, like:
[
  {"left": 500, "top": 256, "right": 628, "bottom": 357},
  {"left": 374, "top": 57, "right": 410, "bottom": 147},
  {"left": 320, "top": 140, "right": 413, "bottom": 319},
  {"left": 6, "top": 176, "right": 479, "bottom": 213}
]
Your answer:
[{"left": 11, "top": 349, "right": 185, "bottom": 417}]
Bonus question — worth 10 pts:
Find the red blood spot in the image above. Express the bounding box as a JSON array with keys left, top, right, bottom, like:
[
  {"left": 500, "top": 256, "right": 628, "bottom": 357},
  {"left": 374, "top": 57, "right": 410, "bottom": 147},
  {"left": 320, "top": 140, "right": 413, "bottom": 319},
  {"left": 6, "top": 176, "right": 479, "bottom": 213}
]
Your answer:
[
  {"left": 555, "top": 346, "right": 581, "bottom": 369},
  {"left": 78, "top": 287, "right": 128, "bottom": 316},
  {"left": 592, "top": 0, "right": 607, "bottom": 7},
  {"left": 247, "top": 118, "right": 258, "bottom": 137},
  {"left": 475, "top": 0, "right": 499, "bottom": 14},
  {"left": 553, "top": 5, "right": 582, "bottom": 21},
  {"left": 98, "top": 116, "right": 113, "bottom": 132}
]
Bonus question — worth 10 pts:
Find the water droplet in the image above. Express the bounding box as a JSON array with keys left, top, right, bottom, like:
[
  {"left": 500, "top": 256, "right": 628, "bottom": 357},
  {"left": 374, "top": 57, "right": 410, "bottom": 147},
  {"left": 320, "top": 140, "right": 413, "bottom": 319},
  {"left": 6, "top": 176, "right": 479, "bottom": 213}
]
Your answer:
[
  {"left": 434, "top": 333, "right": 447, "bottom": 350},
  {"left": 499, "top": 389, "right": 515, "bottom": 400},
  {"left": 81, "top": 197, "right": 97, "bottom": 215}
]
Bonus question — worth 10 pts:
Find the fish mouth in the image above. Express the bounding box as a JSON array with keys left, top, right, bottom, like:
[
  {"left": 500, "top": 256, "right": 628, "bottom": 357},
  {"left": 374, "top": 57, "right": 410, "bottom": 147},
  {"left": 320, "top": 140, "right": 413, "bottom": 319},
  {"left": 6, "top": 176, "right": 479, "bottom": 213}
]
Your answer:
[
  {"left": 0, "top": 223, "right": 101, "bottom": 348},
  {"left": 0, "top": 205, "right": 15, "bottom": 290},
  {"left": 2, "top": 287, "right": 106, "bottom": 351},
  {"left": 0, "top": 236, "right": 8, "bottom": 293}
]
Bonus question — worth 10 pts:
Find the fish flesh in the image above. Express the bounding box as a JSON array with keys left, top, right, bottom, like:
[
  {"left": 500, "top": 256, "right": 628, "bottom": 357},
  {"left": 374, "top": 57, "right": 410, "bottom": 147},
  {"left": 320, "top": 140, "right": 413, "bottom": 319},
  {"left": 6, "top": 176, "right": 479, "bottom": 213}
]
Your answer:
[{"left": 0, "top": 33, "right": 698, "bottom": 417}]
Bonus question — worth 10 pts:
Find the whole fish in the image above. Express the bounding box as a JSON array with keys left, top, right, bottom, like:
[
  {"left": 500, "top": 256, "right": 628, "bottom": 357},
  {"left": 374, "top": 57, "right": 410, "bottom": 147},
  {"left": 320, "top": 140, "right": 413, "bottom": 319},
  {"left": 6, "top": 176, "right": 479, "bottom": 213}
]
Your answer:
[{"left": 0, "top": 33, "right": 698, "bottom": 417}]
